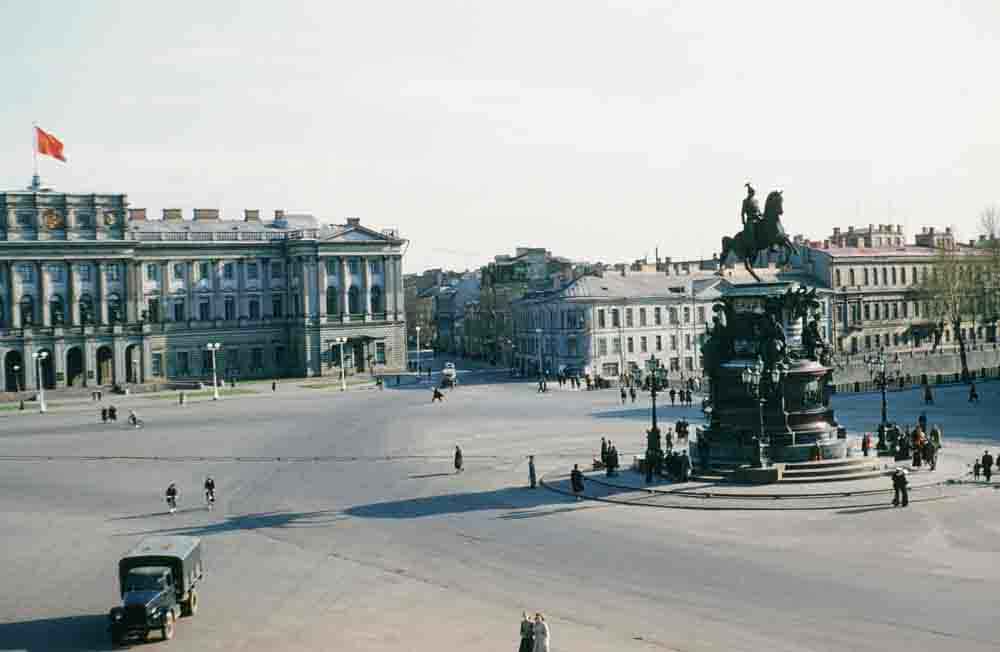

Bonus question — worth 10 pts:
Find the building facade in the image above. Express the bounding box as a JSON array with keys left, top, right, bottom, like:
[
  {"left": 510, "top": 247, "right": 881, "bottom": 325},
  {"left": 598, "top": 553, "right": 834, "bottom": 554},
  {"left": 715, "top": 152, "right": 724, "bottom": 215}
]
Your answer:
[{"left": 0, "top": 188, "right": 406, "bottom": 393}]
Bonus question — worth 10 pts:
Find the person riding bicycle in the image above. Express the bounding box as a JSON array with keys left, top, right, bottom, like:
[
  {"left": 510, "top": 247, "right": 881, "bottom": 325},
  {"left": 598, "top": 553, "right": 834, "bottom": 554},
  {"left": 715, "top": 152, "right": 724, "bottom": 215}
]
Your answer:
[
  {"left": 204, "top": 477, "right": 216, "bottom": 504},
  {"left": 128, "top": 410, "right": 140, "bottom": 427},
  {"left": 165, "top": 483, "right": 178, "bottom": 512}
]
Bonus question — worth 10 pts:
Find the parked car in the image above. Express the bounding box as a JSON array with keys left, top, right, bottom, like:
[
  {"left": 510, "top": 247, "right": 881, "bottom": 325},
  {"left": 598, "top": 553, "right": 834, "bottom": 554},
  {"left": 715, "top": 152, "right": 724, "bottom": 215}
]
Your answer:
[{"left": 109, "top": 536, "right": 204, "bottom": 645}]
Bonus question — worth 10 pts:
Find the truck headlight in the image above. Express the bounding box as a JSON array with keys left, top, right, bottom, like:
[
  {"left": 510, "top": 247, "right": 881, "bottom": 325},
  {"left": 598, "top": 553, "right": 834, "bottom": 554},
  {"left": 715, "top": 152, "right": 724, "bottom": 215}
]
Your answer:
[{"left": 113, "top": 611, "right": 123, "bottom": 621}]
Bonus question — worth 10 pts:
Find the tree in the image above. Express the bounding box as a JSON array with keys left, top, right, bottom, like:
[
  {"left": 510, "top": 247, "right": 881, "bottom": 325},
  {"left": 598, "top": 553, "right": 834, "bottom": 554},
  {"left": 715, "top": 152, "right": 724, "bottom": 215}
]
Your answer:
[
  {"left": 977, "top": 204, "right": 1000, "bottom": 342},
  {"left": 916, "top": 215, "right": 999, "bottom": 380}
]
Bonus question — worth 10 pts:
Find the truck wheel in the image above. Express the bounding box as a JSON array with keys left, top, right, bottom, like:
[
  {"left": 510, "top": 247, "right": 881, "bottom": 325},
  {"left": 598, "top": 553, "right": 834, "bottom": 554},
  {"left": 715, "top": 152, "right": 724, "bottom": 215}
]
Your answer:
[
  {"left": 162, "top": 612, "right": 175, "bottom": 640},
  {"left": 182, "top": 588, "right": 199, "bottom": 616}
]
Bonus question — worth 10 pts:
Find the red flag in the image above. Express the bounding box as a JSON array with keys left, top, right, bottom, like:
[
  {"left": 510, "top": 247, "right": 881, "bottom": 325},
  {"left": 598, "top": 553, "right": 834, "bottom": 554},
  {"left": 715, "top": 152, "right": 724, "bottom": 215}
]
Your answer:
[{"left": 35, "top": 127, "right": 66, "bottom": 162}]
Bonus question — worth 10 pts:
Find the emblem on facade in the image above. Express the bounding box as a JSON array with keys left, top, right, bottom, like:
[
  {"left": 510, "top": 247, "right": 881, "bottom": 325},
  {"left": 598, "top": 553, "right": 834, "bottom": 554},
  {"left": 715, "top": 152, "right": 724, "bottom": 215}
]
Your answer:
[
  {"left": 44, "top": 209, "right": 65, "bottom": 230},
  {"left": 103, "top": 211, "right": 116, "bottom": 226}
]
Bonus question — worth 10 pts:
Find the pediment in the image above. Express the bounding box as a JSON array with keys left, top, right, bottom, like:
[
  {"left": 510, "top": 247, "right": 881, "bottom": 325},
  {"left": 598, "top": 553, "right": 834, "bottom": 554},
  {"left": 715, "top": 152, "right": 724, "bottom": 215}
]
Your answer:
[{"left": 323, "top": 226, "right": 393, "bottom": 243}]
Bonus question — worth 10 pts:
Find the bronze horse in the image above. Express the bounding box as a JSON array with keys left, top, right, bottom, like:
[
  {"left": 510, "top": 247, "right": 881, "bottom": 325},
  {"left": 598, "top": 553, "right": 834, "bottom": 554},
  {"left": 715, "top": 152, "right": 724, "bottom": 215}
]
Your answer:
[{"left": 719, "top": 190, "right": 796, "bottom": 282}]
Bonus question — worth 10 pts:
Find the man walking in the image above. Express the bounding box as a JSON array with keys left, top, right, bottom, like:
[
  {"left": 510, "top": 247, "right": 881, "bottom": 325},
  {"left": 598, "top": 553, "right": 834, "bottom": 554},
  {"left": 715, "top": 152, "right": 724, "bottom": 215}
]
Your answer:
[
  {"left": 669, "top": 387, "right": 676, "bottom": 406},
  {"left": 600, "top": 437, "right": 608, "bottom": 466},
  {"left": 981, "top": 450, "right": 993, "bottom": 482},
  {"left": 528, "top": 455, "right": 537, "bottom": 489},
  {"left": 891, "top": 468, "right": 909, "bottom": 507},
  {"left": 861, "top": 432, "right": 871, "bottom": 457},
  {"left": 570, "top": 464, "right": 584, "bottom": 500}
]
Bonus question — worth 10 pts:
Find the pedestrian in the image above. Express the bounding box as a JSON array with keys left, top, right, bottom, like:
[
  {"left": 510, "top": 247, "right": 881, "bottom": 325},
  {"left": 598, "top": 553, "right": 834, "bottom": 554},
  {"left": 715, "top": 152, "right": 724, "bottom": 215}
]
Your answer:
[
  {"left": 969, "top": 382, "right": 979, "bottom": 403},
  {"left": 923, "top": 384, "right": 934, "bottom": 405},
  {"left": 926, "top": 441, "right": 938, "bottom": 471},
  {"left": 570, "top": 463, "right": 584, "bottom": 500},
  {"left": 680, "top": 450, "right": 692, "bottom": 482},
  {"left": 929, "top": 425, "right": 942, "bottom": 450},
  {"left": 600, "top": 437, "right": 608, "bottom": 466},
  {"left": 609, "top": 444, "right": 619, "bottom": 476},
  {"left": 982, "top": 450, "right": 993, "bottom": 482},
  {"left": 101, "top": 407, "right": 108, "bottom": 423},
  {"left": 620, "top": 386, "right": 627, "bottom": 405},
  {"left": 918, "top": 412, "right": 928, "bottom": 434},
  {"left": 519, "top": 612, "right": 534, "bottom": 652},
  {"left": 629, "top": 386, "right": 636, "bottom": 404},
  {"left": 178, "top": 391, "right": 185, "bottom": 406},
  {"left": 605, "top": 440, "right": 614, "bottom": 477},
  {"left": 532, "top": 613, "right": 550, "bottom": 652},
  {"left": 272, "top": 380, "right": 277, "bottom": 392},
  {"left": 108, "top": 405, "right": 117, "bottom": 422},
  {"left": 669, "top": 387, "right": 676, "bottom": 406},
  {"left": 528, "top": 455, "right": 537, "bottom": 489},
  {"left": 861, "top": 432, "right": 871, "bottom": 457},
  {"left": 454, "top": 445, "right": 464, "bottom": 473},
  {"left": 891, "top": 468, "right": 909, "bottom": 507},
  {"left": 973, "top": 459, "right": 981, "bottom": 481}
]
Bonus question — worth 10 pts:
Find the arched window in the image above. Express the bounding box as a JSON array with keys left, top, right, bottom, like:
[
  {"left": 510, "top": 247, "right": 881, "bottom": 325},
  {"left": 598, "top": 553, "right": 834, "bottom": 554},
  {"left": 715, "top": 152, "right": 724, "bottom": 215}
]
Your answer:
[
  {"left": 79, "top": 294, "right": 94, "bottom": 324},
  {"left": 20, "top": 295, "right": 35, "bottom": 326},
  {"left": 107, "top": 293, "right": 123, "bottom": 323},
  {"left": 370, "top": 286, "right": 382, "bottom": 313},
  {"left": 327, "top": 287, "right": 338, "bottom": 314},
  {"left": 50, "top": 296, "right": 65, "bottom": 325},
  {"left": 348, "top": 286, "right": 360, "bottom": 314},
  {"left": 249, "top": 298, "right": 260, "bottom": 320}
]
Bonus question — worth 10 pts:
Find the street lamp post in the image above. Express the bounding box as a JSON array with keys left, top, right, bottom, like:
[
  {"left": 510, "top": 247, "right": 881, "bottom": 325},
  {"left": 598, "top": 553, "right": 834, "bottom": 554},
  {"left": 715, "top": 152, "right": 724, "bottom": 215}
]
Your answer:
[
  {"left": 333, "top": 337, "right": 348, "bottom": 391},
  {"left": 206, "top": 342, "right": 221, "bottom": 400},
  {"left": 866, "top": 349, "right": 900, "bottom": 451},
  {"left": 535, "top": 328, "right": 543, "bottom": 379},
  {"left": 645, "top": 356, "right": 666, "bottom": 483},
  {"left": 12, "top": 364, "right": 20, "bottom": 393},
  {"left": 741, "top": 357, "right": 767, "bottom": 467},
  {"left": 33, "top": 351, "right": 49, "bottom": 413},
  {"left": 415, "top": 326, "right": 421, "bottom": 380}
]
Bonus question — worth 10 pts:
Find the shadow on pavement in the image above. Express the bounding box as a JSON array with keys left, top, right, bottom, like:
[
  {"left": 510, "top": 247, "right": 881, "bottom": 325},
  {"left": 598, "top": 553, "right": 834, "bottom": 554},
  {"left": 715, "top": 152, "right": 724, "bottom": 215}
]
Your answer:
[
  {"left": 836, "top": 504, "right": 899, "bottom": 515},
  {"left": 0, "top": 614, "right": 108, "bottom": 652},
  {"left": 346, "top": 486, "right": 574, "bottom": 519},
  {"left": 408, "top": 472, "right": 455, "bottom": 479},
  {"left": 116, "top": 509, "right": 347, "bottom": 537},
  {"left": 109, "top": 507, "right": 205, "bottom": 521}
]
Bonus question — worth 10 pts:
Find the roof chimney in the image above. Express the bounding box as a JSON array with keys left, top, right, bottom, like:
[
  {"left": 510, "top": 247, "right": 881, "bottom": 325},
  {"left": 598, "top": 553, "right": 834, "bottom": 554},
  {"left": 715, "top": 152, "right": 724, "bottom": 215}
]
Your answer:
[
  {"left": 163, "top": 208, "right": 183, "bottom": 221},
  {"left": 244, "top": 209, "right": 261, "bottom": 222},
  {"left": 127, "top": 208, "right": 146, "bottom": 221},
  {"left": 346, "top": 217, "right": 361, "bottom": 227},
  {"left": 274, "top": 209, "right": 285, "bottom": 220},
  {"left": 945, "top": 226, "right": 952, "bottom": 234},
  {"left": 833, "top": 227, "right": 840, "bottom": 236},
  {"left": 193, "top": 209, "right": 220, "bottom": 221}
]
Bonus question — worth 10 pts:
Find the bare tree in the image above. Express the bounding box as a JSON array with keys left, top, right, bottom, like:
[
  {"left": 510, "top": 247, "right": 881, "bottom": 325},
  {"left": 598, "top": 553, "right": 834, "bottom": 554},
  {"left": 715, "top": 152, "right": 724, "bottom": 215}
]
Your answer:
[
  {"left": 917, "top": 244, "right": 976, "bottom": 381},
  {"left": 978, "top": 204, "right": 1000, "bottom": 343}
]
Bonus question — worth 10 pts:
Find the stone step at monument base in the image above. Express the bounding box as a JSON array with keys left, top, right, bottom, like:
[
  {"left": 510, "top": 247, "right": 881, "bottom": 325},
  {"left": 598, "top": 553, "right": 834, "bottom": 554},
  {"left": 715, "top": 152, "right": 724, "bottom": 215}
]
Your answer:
[{"left": 697, "top": 457, "right": 894, "bottom": 484}]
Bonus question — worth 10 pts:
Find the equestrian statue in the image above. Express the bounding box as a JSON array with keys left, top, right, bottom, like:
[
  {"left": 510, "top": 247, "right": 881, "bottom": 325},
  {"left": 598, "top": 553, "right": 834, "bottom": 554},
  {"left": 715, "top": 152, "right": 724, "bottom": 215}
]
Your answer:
[{"left": 719, "top": 183, "right": 797, "bottom": 281}]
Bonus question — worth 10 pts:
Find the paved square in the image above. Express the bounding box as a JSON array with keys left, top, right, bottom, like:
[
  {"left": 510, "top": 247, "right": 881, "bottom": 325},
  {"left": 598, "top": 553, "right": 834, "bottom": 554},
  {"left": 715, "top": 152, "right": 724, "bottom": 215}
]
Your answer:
[{"left": 1, "top": 369, "right": 998, "bottom": 651}]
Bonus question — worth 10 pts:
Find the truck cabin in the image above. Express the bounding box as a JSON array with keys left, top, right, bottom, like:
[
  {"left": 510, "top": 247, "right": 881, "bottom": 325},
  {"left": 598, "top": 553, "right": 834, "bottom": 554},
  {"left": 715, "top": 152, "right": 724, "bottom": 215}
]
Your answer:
[{"left": 122, "top": 567, "right": 173, "bottom": 596}]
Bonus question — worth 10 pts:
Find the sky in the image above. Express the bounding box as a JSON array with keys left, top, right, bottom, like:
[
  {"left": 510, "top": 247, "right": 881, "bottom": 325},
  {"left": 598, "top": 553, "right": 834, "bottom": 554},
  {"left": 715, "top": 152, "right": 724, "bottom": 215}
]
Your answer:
[{"left": 2, "top": 1, "right": 999, "bottom": 273}]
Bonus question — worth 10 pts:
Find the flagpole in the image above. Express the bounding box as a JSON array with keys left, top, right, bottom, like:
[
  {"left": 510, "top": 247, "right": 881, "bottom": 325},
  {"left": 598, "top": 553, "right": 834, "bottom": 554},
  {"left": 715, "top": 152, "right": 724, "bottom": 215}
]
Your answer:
[{"left": 31, "top": 122, "right": 40, "bottom": 191}]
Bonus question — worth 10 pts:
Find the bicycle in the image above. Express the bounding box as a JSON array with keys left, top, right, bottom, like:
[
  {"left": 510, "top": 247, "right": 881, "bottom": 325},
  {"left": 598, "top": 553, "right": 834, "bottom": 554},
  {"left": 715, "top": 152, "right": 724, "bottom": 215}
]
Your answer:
[{"left": 205, "top": 489, "right": 215, "bottom": 511}]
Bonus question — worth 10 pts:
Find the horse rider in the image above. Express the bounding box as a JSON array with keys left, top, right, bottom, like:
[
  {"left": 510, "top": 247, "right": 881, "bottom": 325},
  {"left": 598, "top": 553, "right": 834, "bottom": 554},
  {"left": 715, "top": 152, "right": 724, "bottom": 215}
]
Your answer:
[{"left": 741, "top": 183, "right": 762, "bottom": 247}]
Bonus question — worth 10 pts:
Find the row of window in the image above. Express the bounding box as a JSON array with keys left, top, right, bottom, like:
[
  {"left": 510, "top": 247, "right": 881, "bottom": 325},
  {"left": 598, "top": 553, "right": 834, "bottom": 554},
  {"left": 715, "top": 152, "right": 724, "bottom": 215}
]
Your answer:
[
  {"left": 839, "top": 300, "right": 923, "bottom": 324},
  {"left": 596, "top": 333, "right": 701, "bottom": 356},
  {"left": 162, "top": 342, "right": 389, "bottom": 377},
  {"left": 0, "top": 294, "right": 124, "bottom": 326},
  {"left": 147, "top": 261, "right": 276, "bottom": 282},
  {"left": 12, "top": 263, "right": 121, "bottom": 283},
  {"left": 597, "top": 305, "right": 706, "bottom": 329},
  {"left": 835, "top": 265, "right": 927, "bottom": 289}
]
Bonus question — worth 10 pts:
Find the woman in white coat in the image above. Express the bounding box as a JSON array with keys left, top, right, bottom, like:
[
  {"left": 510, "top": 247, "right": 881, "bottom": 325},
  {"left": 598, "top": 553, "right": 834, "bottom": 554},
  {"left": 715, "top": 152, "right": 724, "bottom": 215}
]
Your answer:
[{"left": 532, "top": 612, "right": 550, "bottom": 652}]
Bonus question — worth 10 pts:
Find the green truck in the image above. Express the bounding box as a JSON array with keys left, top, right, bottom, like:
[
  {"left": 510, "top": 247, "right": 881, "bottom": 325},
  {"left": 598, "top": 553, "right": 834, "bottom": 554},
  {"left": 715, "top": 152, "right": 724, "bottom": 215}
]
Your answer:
[{"left": 108, "top": 536, "right": 204, "bottom": 645}]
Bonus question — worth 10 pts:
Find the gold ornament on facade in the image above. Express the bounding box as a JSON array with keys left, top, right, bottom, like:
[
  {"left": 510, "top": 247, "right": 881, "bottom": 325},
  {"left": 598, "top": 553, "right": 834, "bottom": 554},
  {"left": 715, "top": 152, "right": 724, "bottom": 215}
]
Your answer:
[
  {"left": 44, "top": 209, "right": 65, "bottom": 230},
  {"left": 104, "top": 211, "right": 116, "bottom": 226}
]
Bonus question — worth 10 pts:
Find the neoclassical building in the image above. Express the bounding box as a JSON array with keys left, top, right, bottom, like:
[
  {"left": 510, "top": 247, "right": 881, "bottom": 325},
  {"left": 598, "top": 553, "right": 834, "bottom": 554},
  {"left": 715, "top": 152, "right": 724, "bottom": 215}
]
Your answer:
[{"left": 0, "top": 187, "right": 407, "bottom": 393}]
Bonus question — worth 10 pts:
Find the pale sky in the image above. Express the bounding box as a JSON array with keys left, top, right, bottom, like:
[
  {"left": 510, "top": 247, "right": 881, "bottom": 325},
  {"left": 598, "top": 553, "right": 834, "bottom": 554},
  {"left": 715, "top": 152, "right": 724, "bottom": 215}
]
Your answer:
[{"left": 2, "top": 1, "right": 999, "bottom": 272}]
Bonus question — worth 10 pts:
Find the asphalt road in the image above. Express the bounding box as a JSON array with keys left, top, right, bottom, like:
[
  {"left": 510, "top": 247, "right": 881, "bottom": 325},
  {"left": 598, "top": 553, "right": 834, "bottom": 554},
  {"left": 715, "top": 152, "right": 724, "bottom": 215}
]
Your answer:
[{"left": 1, "top": 370, "right": 997, "bottom": 652}]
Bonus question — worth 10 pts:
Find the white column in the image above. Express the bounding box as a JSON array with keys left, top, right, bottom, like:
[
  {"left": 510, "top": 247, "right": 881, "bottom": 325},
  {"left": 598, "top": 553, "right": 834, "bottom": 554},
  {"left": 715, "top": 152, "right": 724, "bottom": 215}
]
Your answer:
[
  {"left": 262, "top": 259, "right": 272, "bottom": 318},
  {"left": 237, "top": 258, "right": 246, "bottom": 318},
  {"left": 38, "top": 261, "right": 49, "bottom": 326},
  {"left": 8, "top": 261, "right": 20, "bottom": 328},
  {"left": 362, "top": 256, "right": 372, "bottom": 321},
  {"left": 187, "top": 260, "right": 196, "bottom": 320},
  {"left": 318, "top": 257, "right": 328, "bottom": 319},
  {"left": 340, "top": 257, "right": 350, "bottom": 321},
  {"left": 68, "top": 262, "right": 79, "bottom": 325},
  {"left": 160, "top": 261, "right": 170, "bottom": 320},
  {"left": 97, "top": 261, "right": 108, "bottom": 324},
  {"left": 212, "top": 259, "right": 222, "bottom": 319}
]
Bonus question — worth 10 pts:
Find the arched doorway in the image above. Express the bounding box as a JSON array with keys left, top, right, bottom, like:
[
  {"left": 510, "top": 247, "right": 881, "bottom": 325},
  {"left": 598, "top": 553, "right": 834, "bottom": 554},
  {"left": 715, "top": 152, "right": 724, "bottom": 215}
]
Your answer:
[
  {"left": 4, "top": 351, "right": 24, "bottom": 393},
  {"left": 97, "top": 346, "right": 114, "bottom": 385},
  {"left": 37, "top": 349, "right": 56, "bottom": 389},
  {"left": 125, "top": 344, "right": 142, "bottom": 383},
  {"left": 66, "top": 347, "right": 85, "bottom": 387}
]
